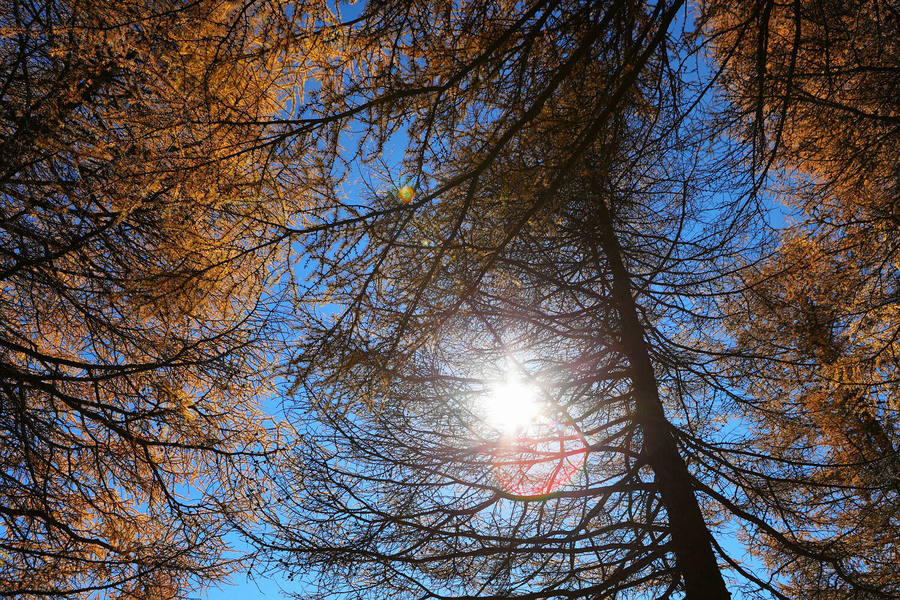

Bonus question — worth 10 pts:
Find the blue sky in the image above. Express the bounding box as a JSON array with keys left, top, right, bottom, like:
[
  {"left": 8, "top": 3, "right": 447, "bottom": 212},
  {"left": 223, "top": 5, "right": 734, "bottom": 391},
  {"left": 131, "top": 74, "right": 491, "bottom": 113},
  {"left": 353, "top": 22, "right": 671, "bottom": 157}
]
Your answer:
[{"left": 206, "top": 570, "right": 285, "bottom": 600}]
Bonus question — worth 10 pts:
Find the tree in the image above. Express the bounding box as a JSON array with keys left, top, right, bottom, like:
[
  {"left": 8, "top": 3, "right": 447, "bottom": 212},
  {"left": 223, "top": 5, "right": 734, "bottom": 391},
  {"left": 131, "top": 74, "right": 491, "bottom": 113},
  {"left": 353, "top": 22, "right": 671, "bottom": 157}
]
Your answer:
[
  {"left": 250, "top": 1, "right": 760, "bottom": 598},
  {"left": 699, "top": 0, "right": 899, "bottom": 596},
  {"left": 0, "top": 0, "right": 315, "bottom": 596},
  {"left": 4, "top": 0, "right": 892, "bottom": 598}
]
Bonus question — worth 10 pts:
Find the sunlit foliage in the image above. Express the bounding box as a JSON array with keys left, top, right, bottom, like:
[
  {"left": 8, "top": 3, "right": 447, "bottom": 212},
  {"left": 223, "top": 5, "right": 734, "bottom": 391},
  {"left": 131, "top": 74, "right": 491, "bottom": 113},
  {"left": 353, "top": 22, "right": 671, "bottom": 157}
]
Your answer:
[
  {"left": 703, "top": 0, "right": 900, "bottom": 595},
  {"left": 0, "top": 0, "right": 315, "bottom": 596},
  {"left": 1, "top": 0, "right": 896, "bottom": 599}
]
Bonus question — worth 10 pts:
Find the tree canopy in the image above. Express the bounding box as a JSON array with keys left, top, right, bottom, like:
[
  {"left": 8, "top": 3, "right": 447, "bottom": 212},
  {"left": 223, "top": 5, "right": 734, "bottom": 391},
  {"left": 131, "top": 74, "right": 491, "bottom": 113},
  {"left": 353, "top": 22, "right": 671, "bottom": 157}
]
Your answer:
[
  {"left": 702, "top": 0, "right": 899, "bottom": 594},
  {"left": 0, "top": 0, "right": 310, "bottom": 595},
  {"left": 1, "top": 1, "right": 896, "bottom": 599}
]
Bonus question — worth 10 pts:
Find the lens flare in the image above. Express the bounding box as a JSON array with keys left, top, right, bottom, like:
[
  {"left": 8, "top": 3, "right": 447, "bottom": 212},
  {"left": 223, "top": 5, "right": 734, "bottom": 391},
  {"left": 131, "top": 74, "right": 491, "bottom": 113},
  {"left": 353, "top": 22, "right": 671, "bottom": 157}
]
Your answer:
[
  {"left": 480, "top": 376, "right": 588, "bottom": 498},
  {"left": 397, "top": 185, "right": 415, "bottom": 203},
  {"left": 491, "top": 417, "right": 588, "bottom": 498}
]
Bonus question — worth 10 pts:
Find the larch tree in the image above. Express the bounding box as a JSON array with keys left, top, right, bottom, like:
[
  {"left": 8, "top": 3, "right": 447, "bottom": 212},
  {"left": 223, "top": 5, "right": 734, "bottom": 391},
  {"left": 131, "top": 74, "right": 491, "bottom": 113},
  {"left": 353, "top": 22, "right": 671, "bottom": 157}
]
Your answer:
[
  {"left": 2, "top": 0, "right": 894, "bottom": 599},
  {"left": 0, "top": 0, "right": 329, "bottom": 597},
  {"left": 253, "top": 0, "right": 900, "bottom": 597},
  {"left": 246, "top": 0, "right": 768, "bottom": 598},
  {"left": 699, "top": 0, "right": 899, "bottom": 596}
]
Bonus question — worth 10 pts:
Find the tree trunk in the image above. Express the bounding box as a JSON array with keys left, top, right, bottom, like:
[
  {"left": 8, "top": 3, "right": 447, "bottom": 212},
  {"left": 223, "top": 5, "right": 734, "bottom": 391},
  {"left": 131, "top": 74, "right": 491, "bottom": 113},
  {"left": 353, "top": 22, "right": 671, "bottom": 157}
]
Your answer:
[{"left": 594, "top": 197, "right": 732, "bottom": 600}]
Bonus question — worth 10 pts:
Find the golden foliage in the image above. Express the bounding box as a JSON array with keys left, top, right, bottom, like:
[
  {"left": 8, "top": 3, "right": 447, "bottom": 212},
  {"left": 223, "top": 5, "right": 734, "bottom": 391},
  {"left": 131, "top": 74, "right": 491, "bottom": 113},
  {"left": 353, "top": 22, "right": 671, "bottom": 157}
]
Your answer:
[
  {"left": 706, "top": 0, "right": 899, "bottom": 594},
  {"left": 0, "top": 0, "right": 319, "bottom": 596}
]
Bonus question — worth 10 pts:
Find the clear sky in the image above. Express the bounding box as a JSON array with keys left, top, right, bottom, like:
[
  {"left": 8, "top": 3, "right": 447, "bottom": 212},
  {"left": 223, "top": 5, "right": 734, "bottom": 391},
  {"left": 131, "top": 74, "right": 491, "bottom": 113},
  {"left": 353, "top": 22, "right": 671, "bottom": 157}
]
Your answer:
[
  {"left": 206, "top": 573, "right": 285, "bottom": 600},
  {"left": 205, "top": 563, "right": 288, "bottom": 600}
]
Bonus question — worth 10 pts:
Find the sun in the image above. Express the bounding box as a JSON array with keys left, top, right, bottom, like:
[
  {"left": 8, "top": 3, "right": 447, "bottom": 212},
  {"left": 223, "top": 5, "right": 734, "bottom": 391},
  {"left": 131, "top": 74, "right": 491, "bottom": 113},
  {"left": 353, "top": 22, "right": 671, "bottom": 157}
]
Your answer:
[
  {"left": 483, "top": 377, "right": 541, "bottom": 433},
  {"left": 479, "top": 372, "right": 589, "bottom": 497}
]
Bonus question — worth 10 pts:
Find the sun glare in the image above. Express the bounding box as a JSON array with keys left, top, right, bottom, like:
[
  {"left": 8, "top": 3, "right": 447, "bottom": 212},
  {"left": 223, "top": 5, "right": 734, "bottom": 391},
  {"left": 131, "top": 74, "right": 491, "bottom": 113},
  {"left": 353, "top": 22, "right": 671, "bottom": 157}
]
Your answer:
[
  {"left": 480, "top": 372, "right": 589, "bottom": 497},
  {"left": 484, "top": 377, "right": 541, "bottom": 432}
]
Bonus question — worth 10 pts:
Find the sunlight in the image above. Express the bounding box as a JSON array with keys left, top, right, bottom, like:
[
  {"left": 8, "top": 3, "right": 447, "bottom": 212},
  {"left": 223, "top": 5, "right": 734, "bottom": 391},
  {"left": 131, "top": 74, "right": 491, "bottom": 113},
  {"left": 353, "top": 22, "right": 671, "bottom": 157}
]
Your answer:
[
  {"left": 481, "top": 373, "right": 589, "bottom": 498},
  {"left": 484, "top": 376, "right": 541, "bottom": 433}
]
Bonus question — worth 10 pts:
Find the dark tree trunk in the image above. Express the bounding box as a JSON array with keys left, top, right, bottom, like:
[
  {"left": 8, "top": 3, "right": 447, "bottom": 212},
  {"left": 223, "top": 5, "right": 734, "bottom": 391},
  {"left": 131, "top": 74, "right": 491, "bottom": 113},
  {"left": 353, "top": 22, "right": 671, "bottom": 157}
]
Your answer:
[{"left": 594, "top": 197, "right": 732, "bottom": 600}]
